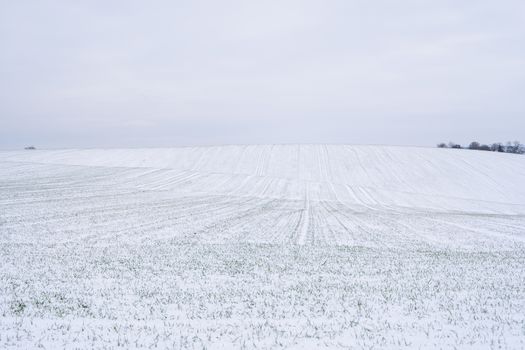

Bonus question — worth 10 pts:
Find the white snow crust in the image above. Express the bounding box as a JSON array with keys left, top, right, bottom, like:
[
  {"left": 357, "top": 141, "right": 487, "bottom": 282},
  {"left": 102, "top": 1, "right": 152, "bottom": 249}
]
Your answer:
[{"left": 1, "top": 145, "right": 524, "bottom": 349}]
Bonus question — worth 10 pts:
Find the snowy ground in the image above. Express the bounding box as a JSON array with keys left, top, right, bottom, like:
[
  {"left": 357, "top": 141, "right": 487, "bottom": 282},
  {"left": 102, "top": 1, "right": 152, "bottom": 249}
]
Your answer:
[{"left": 1, "top": 145, "right": 524, "bottom": 349}]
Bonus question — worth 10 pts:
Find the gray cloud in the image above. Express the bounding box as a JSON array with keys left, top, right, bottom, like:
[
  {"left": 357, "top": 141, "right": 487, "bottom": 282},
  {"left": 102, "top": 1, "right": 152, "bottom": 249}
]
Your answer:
[{"left": 1, "top": 0, "right": 524, "bottom": 149}]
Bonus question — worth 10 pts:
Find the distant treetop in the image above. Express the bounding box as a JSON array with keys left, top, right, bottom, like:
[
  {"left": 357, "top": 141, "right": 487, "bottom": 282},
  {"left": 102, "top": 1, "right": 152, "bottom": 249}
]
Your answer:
[{"left": 436, "top": 141, "right": 524, "bottom": 154}]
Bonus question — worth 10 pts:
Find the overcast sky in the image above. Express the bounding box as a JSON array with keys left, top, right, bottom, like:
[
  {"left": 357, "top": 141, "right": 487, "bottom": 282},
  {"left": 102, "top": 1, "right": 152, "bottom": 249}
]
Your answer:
[{"left": 1, "top": 0, "right": 524, "bottom": 149}]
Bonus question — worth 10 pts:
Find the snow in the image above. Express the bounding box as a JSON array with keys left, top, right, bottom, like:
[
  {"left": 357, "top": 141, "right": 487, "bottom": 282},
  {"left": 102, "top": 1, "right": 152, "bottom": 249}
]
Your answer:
[{"left": 1, "top": 145, "right": 524, "bottom": 349}]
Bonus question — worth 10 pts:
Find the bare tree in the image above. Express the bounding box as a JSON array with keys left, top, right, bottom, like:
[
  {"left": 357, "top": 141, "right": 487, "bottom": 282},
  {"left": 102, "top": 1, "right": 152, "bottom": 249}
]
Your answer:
[
  {"left": 478, "top": 144, "right": 490, "bottom": 151},
  {"left": 490, "top": 143, "right": 504, "bottom": 152},
  {"left": 513, "top": 141, "right": 524, "bottom": 154},
  {"left": 468, "top": 141, "right": 480, "bottom": 150},
  {"left": 448, "top": 142, "right": 462, "bottom": 149}
]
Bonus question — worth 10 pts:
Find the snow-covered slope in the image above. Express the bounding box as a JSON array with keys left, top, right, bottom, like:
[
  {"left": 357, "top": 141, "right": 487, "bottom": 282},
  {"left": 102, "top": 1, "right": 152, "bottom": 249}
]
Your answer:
[
  {"left": 1, "top": 145, "right": 525, "bottom": 349},
  {"left": 2, "top": 145, "right": 524, "bottom": 214}
]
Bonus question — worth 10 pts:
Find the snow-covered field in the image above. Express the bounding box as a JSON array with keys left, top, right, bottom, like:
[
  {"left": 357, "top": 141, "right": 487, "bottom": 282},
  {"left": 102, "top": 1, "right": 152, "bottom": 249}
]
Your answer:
[{"left": 1, "top": 145, "right": 524, "bottom": 349}]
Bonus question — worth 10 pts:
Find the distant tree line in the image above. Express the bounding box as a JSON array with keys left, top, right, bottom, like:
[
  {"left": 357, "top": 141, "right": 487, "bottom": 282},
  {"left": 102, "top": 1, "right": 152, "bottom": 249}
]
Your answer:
[{"left": 437, "top": 141, "right": 524, "bottom": 154}]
